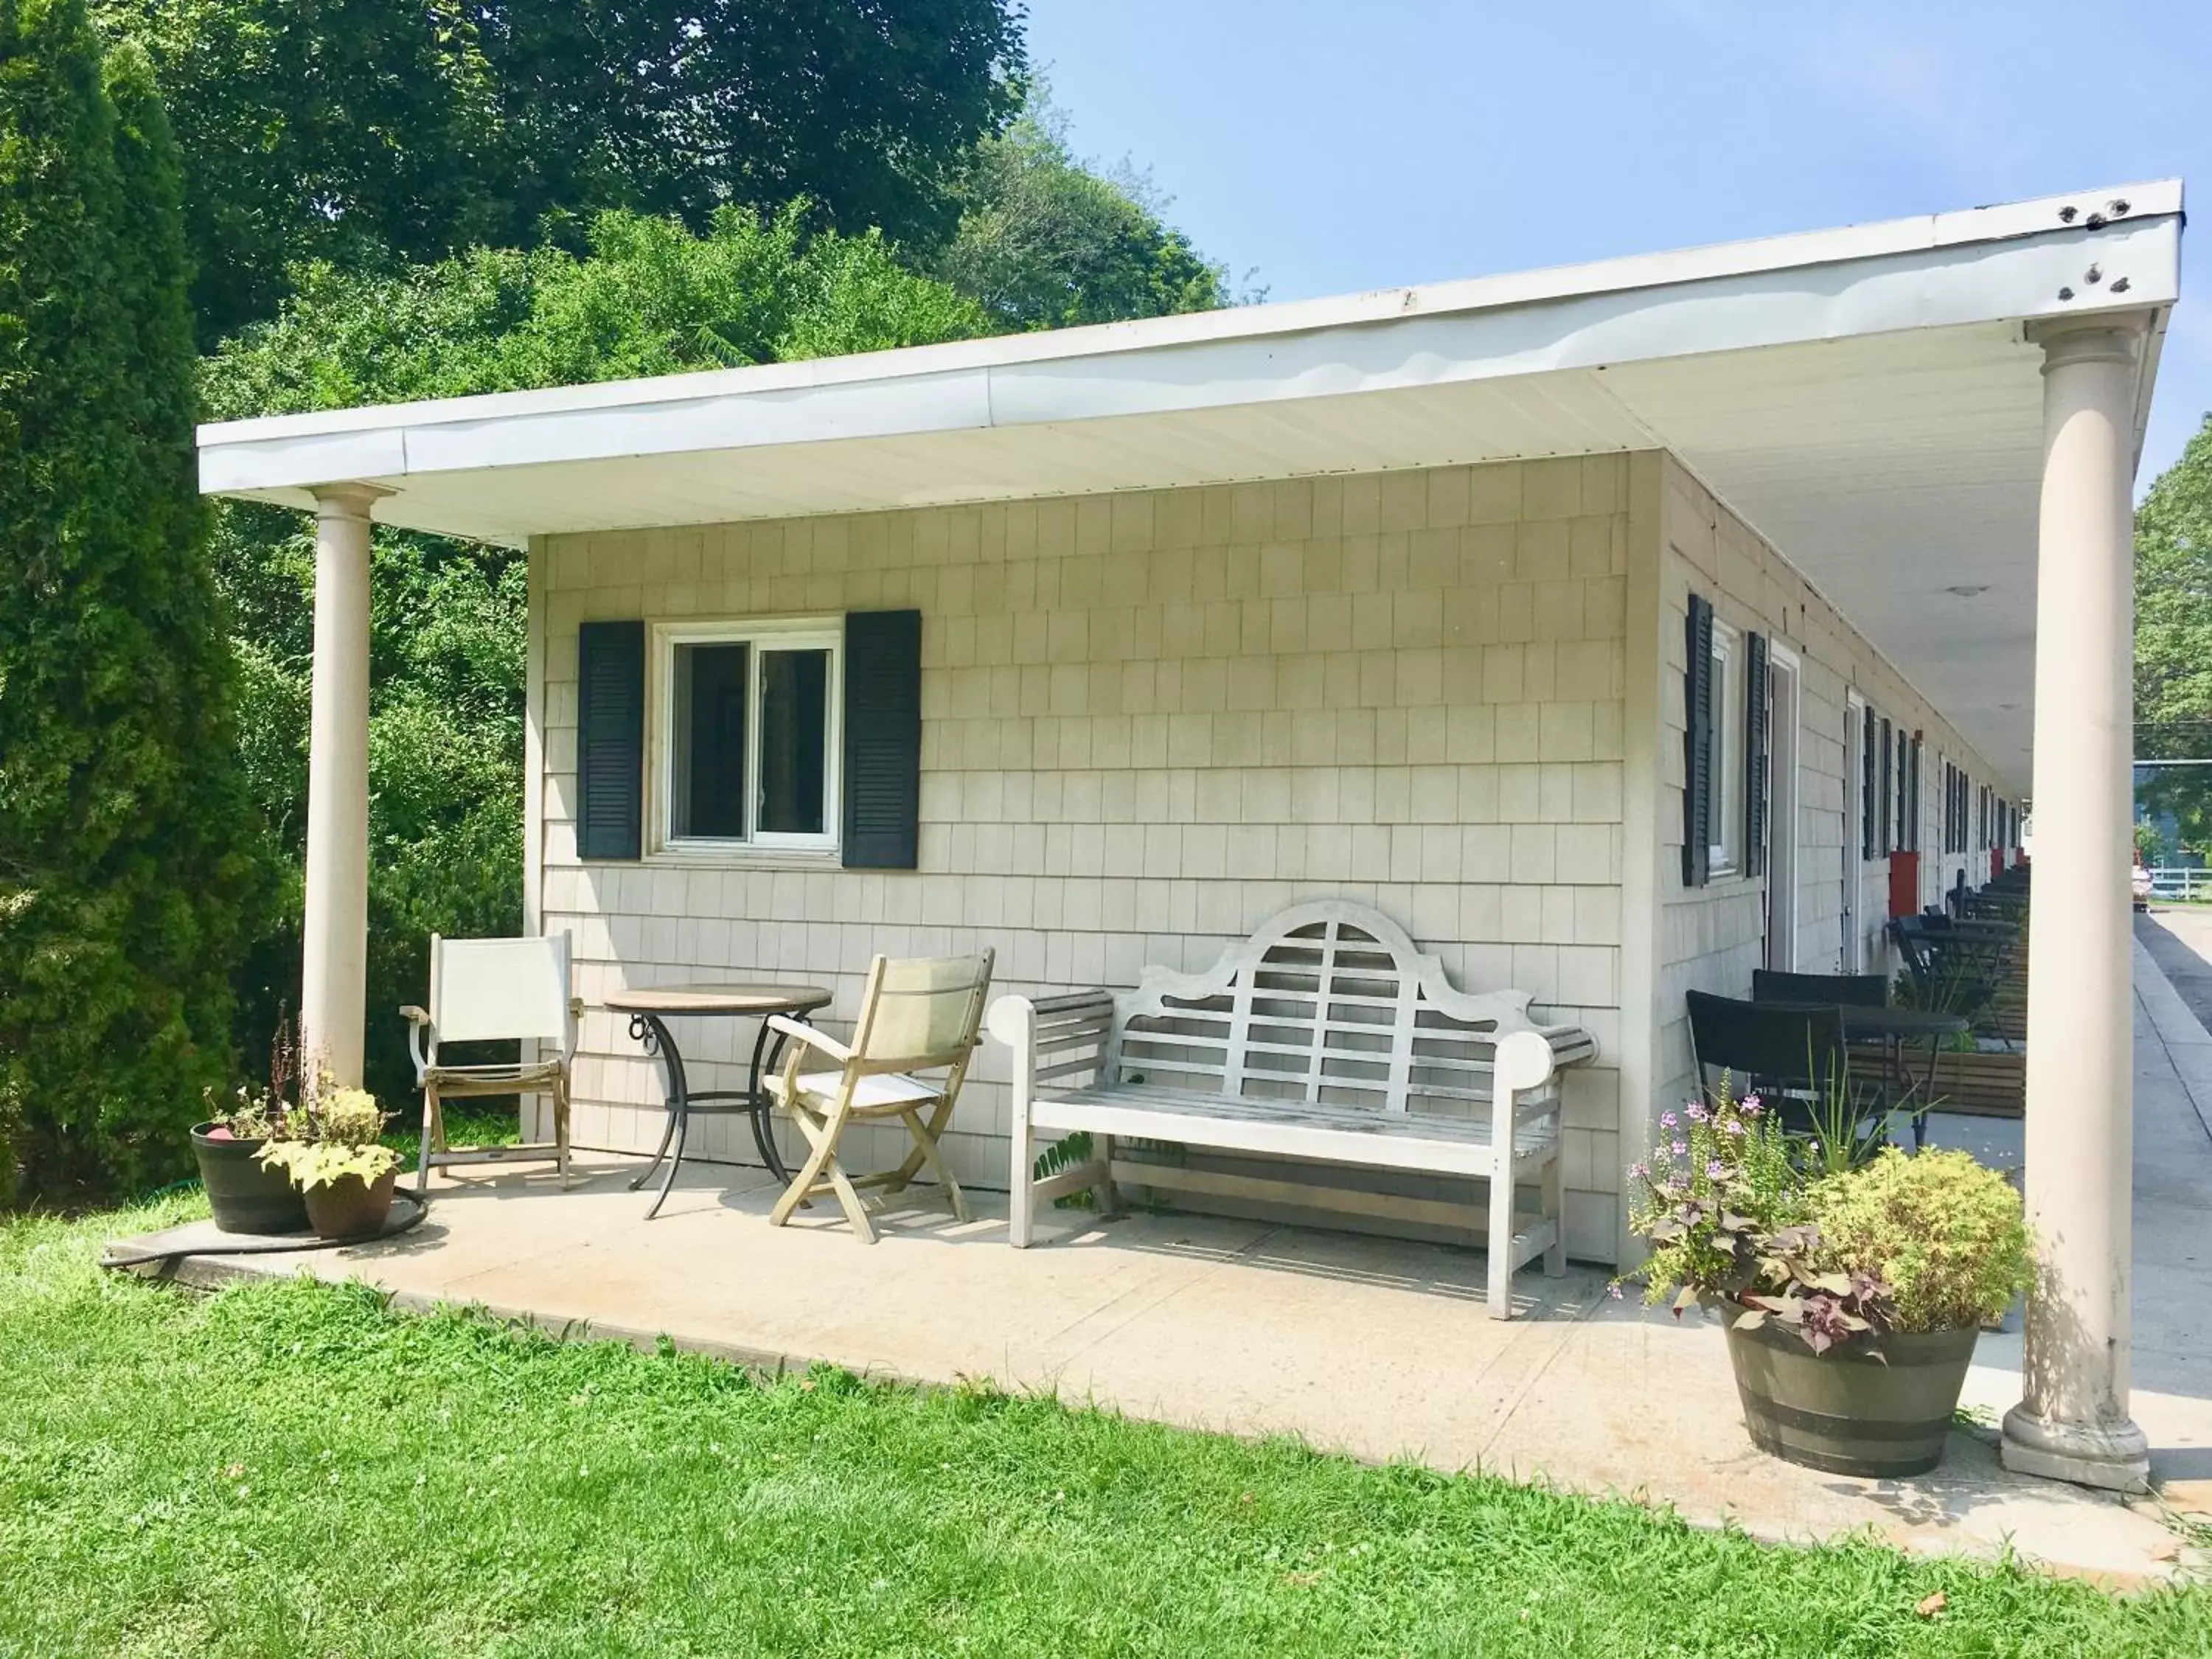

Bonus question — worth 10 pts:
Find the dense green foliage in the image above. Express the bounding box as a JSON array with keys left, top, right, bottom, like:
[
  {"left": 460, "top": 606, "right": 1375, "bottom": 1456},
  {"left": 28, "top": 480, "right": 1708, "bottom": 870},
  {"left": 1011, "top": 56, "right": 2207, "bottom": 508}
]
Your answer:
[
  {"left": 0, "top": 1, "right": 262, "bottom": 1200},
  {"left": 6, "top": 1200, "right": 2208, "bottom": 1655},
  {"left": 204, "top": 205, "right": 990, "bottom": 411},
  {"left": 936, "top": 96, "right": 1233, "bottom": 330},
  {"left": 95, "top": 0, "right": 1029, "bottom": 340},
  {"left": 2136, "top": 414, "right": 2212, "bottom": 858},
  {"left": 5, "top": 0, "right": 1234, "bottom": 1187},
  {"left": 1809, "top": 1148, "right": 2034, "bottom": 1333},
  {"left": 201, "top": 207, "right": 990, "bottom": 1103}
]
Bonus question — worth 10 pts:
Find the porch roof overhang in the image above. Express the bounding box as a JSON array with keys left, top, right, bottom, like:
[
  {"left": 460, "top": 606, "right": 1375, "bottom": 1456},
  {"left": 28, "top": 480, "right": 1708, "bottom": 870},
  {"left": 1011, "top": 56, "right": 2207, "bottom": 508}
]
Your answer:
[{"left": 198, "top": 181, "right": 2184, "bottom": 790}]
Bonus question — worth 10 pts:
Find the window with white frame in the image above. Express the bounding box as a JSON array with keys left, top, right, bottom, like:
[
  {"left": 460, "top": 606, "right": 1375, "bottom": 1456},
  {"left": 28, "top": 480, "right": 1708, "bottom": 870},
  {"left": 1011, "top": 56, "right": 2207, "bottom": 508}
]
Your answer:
[
  {"left": 1709, "top": 622, "right": 1740, "bottom": 876},
  {"left": 656, "top": 619, "right": 841, "bottom": 853}
]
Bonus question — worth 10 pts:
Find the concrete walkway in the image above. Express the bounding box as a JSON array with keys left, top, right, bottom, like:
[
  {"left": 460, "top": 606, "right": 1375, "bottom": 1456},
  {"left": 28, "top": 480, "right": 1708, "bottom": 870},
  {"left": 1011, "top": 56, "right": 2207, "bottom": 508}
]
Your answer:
[{"left": 114, "top": 947, "right": 2212, "bottom": 1587}]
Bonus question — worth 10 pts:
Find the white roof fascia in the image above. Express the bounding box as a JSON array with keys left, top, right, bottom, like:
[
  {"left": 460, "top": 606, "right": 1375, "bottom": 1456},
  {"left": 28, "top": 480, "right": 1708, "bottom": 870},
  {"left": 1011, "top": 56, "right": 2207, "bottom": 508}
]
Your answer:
[{"left": 197, "top": 181, "right": 2182, "bottom": 503}]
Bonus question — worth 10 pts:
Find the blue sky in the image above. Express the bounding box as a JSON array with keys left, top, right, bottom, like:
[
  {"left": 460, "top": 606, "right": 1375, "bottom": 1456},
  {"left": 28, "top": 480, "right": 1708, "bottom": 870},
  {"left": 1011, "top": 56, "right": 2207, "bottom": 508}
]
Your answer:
[{"left": 1025, "top": 0, "right": 2208, "bottom": 490}]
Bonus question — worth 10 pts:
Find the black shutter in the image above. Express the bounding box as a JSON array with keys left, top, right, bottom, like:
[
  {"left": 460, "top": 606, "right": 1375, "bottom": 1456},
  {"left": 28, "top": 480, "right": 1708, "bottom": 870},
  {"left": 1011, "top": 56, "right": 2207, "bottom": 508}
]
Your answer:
[
  {"left": 1743, "top": 632, "right": 1769, "bottom": 879},
  {"left": 842, "top": 608, "right": 923, "bottom": 870},
  {"left": 1878, "top": 718, "right": 1893, "bottom": 856},
  {"left": 1908, "top": 737, "right": 1923, "bottom": 853},
  {"left": 1861, "top": 705, "right": 1877, "bottom": 860},
  {"left": 1682, "top": 594, "right": 1714, "bottom": 888},
  {"left": 577, "top": 619, "right": 644, "bottom": 860}
]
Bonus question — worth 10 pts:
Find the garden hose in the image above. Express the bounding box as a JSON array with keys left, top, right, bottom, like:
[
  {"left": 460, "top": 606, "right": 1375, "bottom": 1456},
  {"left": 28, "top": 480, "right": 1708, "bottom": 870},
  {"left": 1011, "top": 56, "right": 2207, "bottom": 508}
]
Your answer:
[{"left": 100, "top": 1189, "right": 431, "bottom": 1270}]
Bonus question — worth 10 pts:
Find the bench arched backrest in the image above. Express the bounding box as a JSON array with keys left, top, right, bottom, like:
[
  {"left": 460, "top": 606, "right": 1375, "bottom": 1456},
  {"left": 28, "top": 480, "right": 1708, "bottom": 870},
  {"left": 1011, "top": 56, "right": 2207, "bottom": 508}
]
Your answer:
[{"left": 1109, "top": 901, "right": 1562, "bottom": 1118}]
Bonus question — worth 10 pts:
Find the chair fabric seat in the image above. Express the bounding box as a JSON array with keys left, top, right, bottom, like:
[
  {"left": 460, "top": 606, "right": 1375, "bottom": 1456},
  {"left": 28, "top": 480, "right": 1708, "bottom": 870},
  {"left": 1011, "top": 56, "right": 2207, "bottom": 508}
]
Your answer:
[{"left": 767, "top": 1070, "right": 944, "bottom": 1115}]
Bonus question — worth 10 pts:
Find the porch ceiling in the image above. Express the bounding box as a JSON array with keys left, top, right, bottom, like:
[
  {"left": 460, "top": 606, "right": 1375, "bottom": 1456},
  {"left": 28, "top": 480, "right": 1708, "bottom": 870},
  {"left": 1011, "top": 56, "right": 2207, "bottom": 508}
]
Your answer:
[{"left": 199, "top": 181, "right": 2185, "bottom": 793}]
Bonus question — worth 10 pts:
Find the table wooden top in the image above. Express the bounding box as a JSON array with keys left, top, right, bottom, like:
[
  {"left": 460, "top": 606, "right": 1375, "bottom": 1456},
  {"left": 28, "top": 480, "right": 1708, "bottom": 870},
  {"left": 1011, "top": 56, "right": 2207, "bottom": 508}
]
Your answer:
[{"left": 603, "top": 984, "right": 833, "bottom": 1017}]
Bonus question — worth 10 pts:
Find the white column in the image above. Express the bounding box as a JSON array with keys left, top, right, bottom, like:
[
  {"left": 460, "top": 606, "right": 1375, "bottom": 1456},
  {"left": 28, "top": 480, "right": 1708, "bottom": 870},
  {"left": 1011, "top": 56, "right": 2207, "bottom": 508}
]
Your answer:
[
  {"left": 2000, "top": 319, "right": 2149, "bottom": 1492},
  {"left": 299, "top": 484, "right": 389, "bottom": 1091}
]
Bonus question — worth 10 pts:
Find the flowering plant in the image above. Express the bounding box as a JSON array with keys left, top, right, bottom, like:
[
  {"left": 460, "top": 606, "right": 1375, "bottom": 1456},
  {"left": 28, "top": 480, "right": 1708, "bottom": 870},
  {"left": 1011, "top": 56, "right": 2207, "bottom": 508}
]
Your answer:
[{"left": 1620, "top": 1074, "right": 1804, "bottom": 1311}]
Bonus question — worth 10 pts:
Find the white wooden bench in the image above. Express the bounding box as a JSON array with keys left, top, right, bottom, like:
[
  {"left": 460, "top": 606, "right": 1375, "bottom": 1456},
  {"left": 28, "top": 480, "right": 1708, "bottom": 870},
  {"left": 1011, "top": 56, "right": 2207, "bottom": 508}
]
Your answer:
[{"left": 986, "top": 901, "right": 1599, "bottom": 1318}]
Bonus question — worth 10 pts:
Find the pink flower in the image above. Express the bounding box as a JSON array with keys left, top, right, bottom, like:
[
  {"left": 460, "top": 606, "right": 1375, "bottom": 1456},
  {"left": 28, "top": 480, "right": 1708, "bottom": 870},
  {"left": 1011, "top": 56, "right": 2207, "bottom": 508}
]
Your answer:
[
  {"left": 1671, "top": 1139, "right": 1688, "bottom": 1158},
  {"left": 1659, "top": 1110, "right": 1679, "bottom": 1131}
]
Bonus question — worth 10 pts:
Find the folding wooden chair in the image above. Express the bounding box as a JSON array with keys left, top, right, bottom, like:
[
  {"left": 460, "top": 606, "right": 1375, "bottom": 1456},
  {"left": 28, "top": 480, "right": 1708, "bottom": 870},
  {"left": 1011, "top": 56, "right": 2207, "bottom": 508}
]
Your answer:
[
  {"left": 400, "top": 933, "right": 582, "bottom": 1195},
  {"left": 761, "top": 950, "right": 995, "bottom": 1242}
]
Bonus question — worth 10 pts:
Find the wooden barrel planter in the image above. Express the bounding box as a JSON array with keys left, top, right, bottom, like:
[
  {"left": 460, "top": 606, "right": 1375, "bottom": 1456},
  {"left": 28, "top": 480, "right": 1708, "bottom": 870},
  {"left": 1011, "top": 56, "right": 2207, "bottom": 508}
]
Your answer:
[
  {"left": 1726, "top": 1320, "right": 1979, "bottom": 1478},
  {"left": 190, "top": 1122, "right": 309, "bottom": 1235}
]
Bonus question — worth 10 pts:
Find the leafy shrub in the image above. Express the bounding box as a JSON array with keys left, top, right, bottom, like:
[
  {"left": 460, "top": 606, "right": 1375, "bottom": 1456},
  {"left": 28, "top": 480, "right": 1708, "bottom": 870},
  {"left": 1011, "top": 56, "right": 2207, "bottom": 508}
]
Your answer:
[
  {"left": 1808, "top": 1148, "right": 2033, "bottom": 1332},
  {"left": 0, "top": 6, "right": 267, "bottom": 1201},
  {"left": 258, "top": 1138, "right": 401, "bottom": 1191}
]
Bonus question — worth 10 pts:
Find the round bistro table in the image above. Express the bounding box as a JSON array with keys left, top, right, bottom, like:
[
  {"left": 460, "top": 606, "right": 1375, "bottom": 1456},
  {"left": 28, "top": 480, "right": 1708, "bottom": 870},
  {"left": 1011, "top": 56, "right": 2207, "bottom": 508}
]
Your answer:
[
  {"left": 602, "top": 984, "right": 833, "bottom": 1220},
  {"left": 1837, "top": 1002, "right": 1972, "bottom": 1146}
]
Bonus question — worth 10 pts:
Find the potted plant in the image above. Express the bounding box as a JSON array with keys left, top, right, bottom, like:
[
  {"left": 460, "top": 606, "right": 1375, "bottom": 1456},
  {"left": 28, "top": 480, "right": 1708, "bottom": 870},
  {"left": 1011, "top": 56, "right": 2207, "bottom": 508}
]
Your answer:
[
  {"left": 191, "top": 1023, "right": 310, "bottom": 1235},
  {"left": 1623, "top": 1085, "right": 2032, "bottom": 1478},
  {"left": 1761, "top": 1147, "right": 2034, "bottom": 1475},
  {"left": 257, "top": 1088, "right": 403, "bottom": 1242}
]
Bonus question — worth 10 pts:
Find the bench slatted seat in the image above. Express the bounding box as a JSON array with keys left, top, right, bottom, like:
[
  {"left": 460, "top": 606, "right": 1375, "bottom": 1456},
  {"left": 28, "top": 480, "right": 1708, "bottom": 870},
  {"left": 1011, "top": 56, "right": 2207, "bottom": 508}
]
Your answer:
[{"left": 987, "top": 901, "right": 1598, "bottom": 1318}]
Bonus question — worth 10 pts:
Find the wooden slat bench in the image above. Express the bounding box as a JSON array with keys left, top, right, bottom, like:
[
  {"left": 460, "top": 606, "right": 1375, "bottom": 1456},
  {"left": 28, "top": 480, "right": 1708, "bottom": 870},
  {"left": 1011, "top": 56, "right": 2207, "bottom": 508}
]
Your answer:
[{"left": 986, "top": 901, "right": 1599, "bottom": 1318}]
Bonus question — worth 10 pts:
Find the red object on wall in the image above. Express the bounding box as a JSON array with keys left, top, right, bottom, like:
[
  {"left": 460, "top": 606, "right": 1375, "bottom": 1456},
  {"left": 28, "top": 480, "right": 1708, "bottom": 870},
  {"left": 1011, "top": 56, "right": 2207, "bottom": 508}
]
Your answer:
[
  {"left": 1889, "top": 852, "right": 1921, "bottom": 918},
  {"left": 1991, "top": 849, "right": 2003, "bottom": 881}
]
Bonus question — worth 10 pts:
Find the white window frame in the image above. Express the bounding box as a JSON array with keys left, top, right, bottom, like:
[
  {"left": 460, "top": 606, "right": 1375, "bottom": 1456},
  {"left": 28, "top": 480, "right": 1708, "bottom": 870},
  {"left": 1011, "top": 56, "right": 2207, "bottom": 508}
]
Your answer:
[
  {"left": 1708, "top": 620, "right": 1741, "bottom": 878},
  {"left": 651, "top": 616, "right": 844, "bottom": 860}
]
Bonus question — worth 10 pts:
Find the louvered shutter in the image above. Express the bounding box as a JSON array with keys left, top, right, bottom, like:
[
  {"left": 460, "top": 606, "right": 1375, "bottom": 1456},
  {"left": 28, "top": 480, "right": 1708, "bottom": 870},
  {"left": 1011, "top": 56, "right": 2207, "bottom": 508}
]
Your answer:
[
  {"left": 1682, "top": 594, "right": 1714, "bottom": 888},
  {"left": 841, "top": 608, "right": 923, "bottom": 870},
  {"left": 1861, "top": 706, "right": 1877, "bottom": 859},
  {"left": 577, "top": 619, "right": 644, "bottom": 860},
  {"left": 1878, "top": 718, "right": 1894, "bottom": 856},
  {"left": 1907, "top": 737, "right": 1923, "bottom": 852},
  {"left": 1743, "top": 631, "right": 1769, "bottom": 879}
]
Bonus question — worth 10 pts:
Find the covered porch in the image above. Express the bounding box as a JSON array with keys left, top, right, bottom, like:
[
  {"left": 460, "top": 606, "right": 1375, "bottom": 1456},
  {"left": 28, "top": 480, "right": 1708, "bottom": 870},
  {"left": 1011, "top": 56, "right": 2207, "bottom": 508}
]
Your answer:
[
  {"left": 198, "top": 180, "right": 2185, "bottom": 1494},
  {"left": 113, "top": 931, "right": 2212, "bottom": 1582}
]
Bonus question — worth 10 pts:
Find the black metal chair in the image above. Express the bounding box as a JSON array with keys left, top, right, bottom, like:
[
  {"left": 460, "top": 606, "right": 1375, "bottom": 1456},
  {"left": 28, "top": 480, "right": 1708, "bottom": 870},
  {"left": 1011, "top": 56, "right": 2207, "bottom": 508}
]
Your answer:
[
  {"left": 1750, "top": 970, "right": 1888, "bottom": 1009},
  {"left": 1891, "top": 915, "right": 2006, "bottom": 1036},
  {"left": 1684, "top": 990, "right": 1890, "bottom": 1142}
]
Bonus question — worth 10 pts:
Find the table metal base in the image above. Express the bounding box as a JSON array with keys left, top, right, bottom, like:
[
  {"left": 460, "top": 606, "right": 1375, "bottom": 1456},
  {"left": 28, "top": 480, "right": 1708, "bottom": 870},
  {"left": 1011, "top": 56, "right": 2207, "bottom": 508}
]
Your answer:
[{"left": 626, "top": 1012, "right": 796, "bottom": 1220}]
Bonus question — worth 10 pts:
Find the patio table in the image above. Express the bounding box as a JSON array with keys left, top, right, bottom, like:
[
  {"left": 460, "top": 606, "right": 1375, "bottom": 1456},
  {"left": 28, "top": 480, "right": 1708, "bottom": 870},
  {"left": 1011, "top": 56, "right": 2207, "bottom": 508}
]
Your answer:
[
  {"left": 1837, "top": 1003, "right": 1972, "bottom": 1141},
  {"left": 604, "top": 984, "right": 833, "bottom": 1220}
]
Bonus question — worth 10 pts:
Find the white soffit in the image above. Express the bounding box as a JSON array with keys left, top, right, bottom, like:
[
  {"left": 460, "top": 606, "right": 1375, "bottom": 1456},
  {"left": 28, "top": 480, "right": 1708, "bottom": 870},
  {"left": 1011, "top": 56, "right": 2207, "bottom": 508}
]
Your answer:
[{"left": 198, "top": 181, "right": 2183, "bottom": 789}]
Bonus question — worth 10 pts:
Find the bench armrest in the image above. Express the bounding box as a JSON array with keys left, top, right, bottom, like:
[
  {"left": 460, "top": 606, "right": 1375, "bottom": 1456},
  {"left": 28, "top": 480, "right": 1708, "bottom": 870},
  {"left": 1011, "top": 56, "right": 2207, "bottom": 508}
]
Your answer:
[{"left": 989, "top": 991, "right": 1116, "bottom": 1096}]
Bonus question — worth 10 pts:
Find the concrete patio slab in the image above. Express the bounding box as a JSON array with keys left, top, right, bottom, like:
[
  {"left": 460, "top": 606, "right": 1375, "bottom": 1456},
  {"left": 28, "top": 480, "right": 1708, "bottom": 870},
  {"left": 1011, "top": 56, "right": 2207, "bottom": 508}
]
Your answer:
[{"left": 110, "top": 945, "right": 2212, "bottom": 1588}]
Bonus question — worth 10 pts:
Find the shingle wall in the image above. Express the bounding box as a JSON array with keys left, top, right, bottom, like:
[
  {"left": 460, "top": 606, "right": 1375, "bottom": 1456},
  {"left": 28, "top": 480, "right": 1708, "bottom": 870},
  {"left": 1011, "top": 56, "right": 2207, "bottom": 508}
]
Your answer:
[
  {"left": 532, "top": 458, "right": 1632, "bottom": 1260},
  {"left": 1648, "top": 456, "right": 2016, "bottom": 1151}
]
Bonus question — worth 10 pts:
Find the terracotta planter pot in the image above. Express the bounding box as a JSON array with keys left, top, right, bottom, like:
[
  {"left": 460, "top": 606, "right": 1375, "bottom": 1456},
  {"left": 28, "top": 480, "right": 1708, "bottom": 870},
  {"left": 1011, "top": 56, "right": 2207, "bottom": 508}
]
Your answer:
[
  {"left": 302, "top": 1170, "right": 398, "bottom": 1241},
  {"left": 190, "top": 1122, "right": 310, "bottom": 1236},
  {"left": 1726, "top": 1318, "right": 1979, "bottom": 1478}
]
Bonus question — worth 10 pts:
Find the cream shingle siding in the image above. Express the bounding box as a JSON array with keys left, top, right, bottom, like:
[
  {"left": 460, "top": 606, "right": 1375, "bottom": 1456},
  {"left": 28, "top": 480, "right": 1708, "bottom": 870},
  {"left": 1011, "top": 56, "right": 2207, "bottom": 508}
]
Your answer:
[
  {"left": 532, "top": 459, "right": 1632, "bottom": 1261},
  {"left": 1641, "top": 456, "right": 2014, "bottom": 1241}
]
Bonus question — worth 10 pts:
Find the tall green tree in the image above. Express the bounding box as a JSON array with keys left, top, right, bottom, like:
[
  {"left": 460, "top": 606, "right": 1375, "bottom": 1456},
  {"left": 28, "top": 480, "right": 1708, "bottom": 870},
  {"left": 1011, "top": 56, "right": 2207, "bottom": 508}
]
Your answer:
[
  {"left": 201, "top": 206, "right": 988, "bottom": 1102},
  {"left": 0, "top": 1, "right": 263, "bottom": 1199},
  {"left": 2135, "top": 413, "right": 2212, "bottom": 857},
  {"left": 936, "top": 94, "right": 1234, "bottom": 330},
  {"left": 95, "top": 0, "right": 1028, "bottom": 341}
]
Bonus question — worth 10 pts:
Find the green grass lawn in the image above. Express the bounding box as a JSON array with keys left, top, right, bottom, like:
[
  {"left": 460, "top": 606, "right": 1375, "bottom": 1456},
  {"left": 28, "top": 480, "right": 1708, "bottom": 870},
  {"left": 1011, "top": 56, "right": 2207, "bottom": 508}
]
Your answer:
[{"left": 3, "top": 1201, "right": 2206, "bottom": 1658}]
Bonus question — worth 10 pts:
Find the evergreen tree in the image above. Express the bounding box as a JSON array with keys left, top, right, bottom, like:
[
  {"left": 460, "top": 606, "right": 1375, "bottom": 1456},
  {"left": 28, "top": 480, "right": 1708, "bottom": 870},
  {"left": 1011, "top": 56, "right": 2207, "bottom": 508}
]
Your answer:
[{"left": 0, "top": 0, "right": 263, "bottom": 1200}]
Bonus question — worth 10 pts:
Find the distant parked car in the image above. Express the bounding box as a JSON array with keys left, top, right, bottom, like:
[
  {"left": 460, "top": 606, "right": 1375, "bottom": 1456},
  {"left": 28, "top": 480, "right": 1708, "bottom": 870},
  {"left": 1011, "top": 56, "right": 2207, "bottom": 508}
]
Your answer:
[{"left": 2133, "top": 866, "right": 2154, "bottom": 910}]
